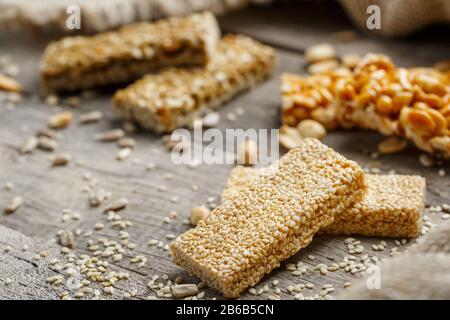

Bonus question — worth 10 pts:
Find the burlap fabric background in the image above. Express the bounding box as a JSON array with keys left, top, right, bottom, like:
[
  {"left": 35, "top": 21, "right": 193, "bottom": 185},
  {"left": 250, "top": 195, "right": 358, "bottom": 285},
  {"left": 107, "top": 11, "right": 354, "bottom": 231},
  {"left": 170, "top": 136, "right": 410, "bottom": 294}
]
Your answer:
[
  {"left": 0, "top": 0, "right": 449, "bottom": 36},
  {"left": 0, "top": 0, "right": 263, "bottom": 33},
  {"left": 340, "top": 0, "right": 450, "bottom": 37}
]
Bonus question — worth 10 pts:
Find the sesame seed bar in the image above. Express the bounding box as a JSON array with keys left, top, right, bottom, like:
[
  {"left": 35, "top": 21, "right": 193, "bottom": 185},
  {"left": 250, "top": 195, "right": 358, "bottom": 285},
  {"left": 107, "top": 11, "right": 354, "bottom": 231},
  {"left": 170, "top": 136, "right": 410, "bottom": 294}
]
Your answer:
[
  {"left": 170, "top": 139, "right": 366, "bottom": 297},
  {"left": 113, "top": 34, "right": 276, "bottom": 133},
  {"left": 41, "top": 12, "right": 220, "bottom": 93},
  {"left": 281, "top": 54, "right": 450, "bottom": 157},
  {"left": 223, "top": 166, "right": 425, "bottom": 238}
]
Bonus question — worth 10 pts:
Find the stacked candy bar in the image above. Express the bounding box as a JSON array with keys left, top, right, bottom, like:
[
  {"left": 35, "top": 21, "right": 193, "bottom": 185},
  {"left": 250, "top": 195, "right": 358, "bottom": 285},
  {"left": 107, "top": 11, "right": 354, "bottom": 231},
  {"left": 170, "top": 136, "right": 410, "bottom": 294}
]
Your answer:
[
  {"left": 41, "top": 12, "right": 220, "bottom": 93},
  {"left": 223, "top": 166, "right": 425, "bottom": 238},
  {"left": 170, "top": 139, "right": 366, "bottom": 297},
  {"left": 113, "top": 35, "right": 276, "bottom": 133}
]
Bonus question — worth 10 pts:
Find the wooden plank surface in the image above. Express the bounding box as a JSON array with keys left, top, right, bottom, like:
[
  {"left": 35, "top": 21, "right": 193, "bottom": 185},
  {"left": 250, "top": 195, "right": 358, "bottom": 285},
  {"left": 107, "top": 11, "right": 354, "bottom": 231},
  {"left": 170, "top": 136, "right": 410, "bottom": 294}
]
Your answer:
[{"left": 0, "top": 2, "right": 449, "bottom": 300}]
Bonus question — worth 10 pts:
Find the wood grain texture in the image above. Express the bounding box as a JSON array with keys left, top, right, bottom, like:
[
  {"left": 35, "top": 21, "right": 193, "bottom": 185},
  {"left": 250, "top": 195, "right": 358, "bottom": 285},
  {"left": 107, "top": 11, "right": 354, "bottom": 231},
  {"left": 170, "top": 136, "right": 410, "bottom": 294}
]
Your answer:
[{"left": 0, "top": 2, "right": 449, "bottom": 300}]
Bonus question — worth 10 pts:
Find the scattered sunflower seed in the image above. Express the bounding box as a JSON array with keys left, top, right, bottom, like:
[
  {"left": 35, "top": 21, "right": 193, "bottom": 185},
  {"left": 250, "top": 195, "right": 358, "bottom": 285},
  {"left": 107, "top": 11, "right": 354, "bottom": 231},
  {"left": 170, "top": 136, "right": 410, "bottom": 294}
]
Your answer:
[
  {"left": 48, "top": 111, "right": 74, "bottom": 129},
  {"left": 104, "top": 198, "right": 128, "bottom": 212},
  {"left": 79, "top": 111, "right": 103, "bottom": 124},
  {"left": 118, "top": 137, "right": 136, "bottom": 149},
  {"left": 4, "top": 195, "right": 23, "bottom": 214},
  {"left": 304, "top": 43, "right": 336, "bottom": 63},
  {"left": 123, "top": 122, "right": 137, "bottom": 134},
  {"left": 171, "top": 284, "right": 199, "bottom": 298},
  {"left": 19, "top": 136, "right": 38, "bottom": 154},
  {"left": 4, "top": 182, "right": 13, "bottom": 191},
  {"left": 226, "top": 113, "right": 236, "bottom": 122},
  {"left": 279, "top": 125, "right": 302, "bottom": 150},
  {"left": 0, "top": 74, "right": 22, "bottom": 92},
  {"left": 58, "top": 229, "right": 75, "bottom": 248},
  {"left": 38, "top": 136, "right": 58, "bottom": 151},
  {"left": 419, "top": 154, "right": 434, "bottom": 167},
  {"left": 37, "top": 128, "right": 60, "bottom": 140},
  {"left": 50, "top": 153, "right": 71, "bottom": 166},
  {"left": 64, "top": 96, "right": 81, "bottom": 107},
  {"left": 117, "top": 148, "right": 132, "bottom": 161},
  {"left": 297, "top": 120, "right": 327, "bottom": 140},
  {"left": 94, "top": 223, "right": 104, "bottom": 231},
  {"left": 45, "top": 94, "right": 59, "bottom": 106},
  {"left": 89, "top": 189, "right": 107, "bottom": 207},
  {"left": 201, "top": 112, "right": 220, "bottom": 127},
  {"left": 94, "top": 129, "right": 125, "bottom": 142},
  {"left": 307, "top": 59, "right": 339, "bottom": 74},
  {"left": 341, "top": 53, "right": 361, "bottom": 69}
]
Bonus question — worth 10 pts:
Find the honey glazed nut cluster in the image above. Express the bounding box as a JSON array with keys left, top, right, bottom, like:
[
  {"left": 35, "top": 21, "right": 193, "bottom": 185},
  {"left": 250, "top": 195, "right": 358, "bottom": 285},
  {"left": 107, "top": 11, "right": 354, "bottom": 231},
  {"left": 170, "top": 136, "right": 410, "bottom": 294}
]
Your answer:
[
  {"left": 170, "top": 139, "right": 366, "bottom": 298},
  {"left": 281, "top": 53, "right": 450, "bottom": 157},
  {"left": 113, "top": 34, "right": 276, "bottom": 133},
  {"left": 40, "top": 12, "right": 220, "bottom": 93},
  {"left": 223, "top": 166, "right": 426, "bottom": 238}
]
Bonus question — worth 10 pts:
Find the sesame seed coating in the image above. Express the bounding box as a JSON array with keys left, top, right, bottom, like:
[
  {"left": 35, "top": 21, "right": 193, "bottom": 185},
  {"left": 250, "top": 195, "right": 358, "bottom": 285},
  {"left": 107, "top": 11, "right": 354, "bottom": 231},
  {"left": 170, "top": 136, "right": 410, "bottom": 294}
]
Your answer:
[
  {"left": 225, "top": 166, "right": 425, "bottom": 238},
  {"left": 170, "top": 139, "right": 365, "bottom": 297},
  {"left": 41, "top": 12, "right": 220, "bottom": 93},
  {"left": 113, "top": 34, "right": 277, "bottom": 133}
]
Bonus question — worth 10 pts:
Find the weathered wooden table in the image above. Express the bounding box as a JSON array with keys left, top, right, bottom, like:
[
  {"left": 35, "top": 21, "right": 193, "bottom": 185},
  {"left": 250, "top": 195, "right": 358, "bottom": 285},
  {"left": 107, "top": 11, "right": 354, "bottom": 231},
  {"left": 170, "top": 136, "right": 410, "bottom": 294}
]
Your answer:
[{"left": 0, "top": 2, "right": 449, "bottom": 300}]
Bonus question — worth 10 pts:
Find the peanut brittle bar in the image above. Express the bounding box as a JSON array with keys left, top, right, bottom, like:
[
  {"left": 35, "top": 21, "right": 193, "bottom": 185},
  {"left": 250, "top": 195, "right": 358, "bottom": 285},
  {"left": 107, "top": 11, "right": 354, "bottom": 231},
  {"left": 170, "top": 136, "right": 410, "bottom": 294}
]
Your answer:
[
  {"left": 224, "top": 166, "right": 425, "bottom": 238},
  {"left": 281, "top": 54, "right": 450, "bottom": 157},
  {"left": 113, "top": 34, "right": 276, "bottom": 133},
  {"left": 41, "top": 12, "right": 220, "bottom": 93},
  {"left": 170, "top": 139, "right": 365, "bottom": 297}
]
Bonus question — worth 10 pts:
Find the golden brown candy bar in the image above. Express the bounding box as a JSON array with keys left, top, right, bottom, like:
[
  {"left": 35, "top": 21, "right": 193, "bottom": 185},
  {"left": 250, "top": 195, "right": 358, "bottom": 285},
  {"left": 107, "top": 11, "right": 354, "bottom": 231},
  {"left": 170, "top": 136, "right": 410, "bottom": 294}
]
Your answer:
[
  {"left": 41, "top": 12, "right": 220, "bottom": 93},
  {"left": 113, "top": 34, "right": 276, "bottom": 133},
  {"left": 281, "top": 54, "right": 450, "bottom": 157},
  {"left": 170, "top": 139, "right": 366, "bottom": 297},
  {"left": 224, "top": 166, "right": 425, "bottom": 238}
]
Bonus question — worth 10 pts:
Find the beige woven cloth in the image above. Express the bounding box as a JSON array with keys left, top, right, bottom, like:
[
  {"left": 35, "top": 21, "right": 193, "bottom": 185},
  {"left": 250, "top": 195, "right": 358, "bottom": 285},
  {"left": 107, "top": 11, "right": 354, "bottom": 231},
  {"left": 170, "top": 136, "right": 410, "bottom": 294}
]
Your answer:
[
  {"left": 340, "top": 0, "right": 450, "bottom": 37},
  {"left": 1, "top": 0, "right": 448, "bottom": 36},
  {"left": 0, "top": 0, "right": 261, "bottom": 33}
]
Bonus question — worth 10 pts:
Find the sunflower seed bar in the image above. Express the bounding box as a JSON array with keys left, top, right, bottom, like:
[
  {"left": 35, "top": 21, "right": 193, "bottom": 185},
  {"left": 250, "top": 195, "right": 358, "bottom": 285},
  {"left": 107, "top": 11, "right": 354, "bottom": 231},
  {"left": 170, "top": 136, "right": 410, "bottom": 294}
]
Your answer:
[
  {"left": 41, "top": 12, "right": 220, "bottom": 93},
  {"left": 224, "top": 166, "right": 425, "bottom": 238},
  {"left": 113, "top": 34, "right": 276, "bottom": 133},
  {"left": 170, "top": 139, "right": 366, "bottom": 297},
  {"left": 281, "top": 54, "right": 450, "bottom": 157}
]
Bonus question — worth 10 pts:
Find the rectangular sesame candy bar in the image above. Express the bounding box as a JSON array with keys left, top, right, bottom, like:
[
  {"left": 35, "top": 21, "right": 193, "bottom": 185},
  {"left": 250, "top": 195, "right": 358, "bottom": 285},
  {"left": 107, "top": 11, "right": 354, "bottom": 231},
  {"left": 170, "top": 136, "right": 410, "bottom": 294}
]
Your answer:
[
  {"left": 113, "top": 34, "right": 277, "bottom": 133},
  {"left": 281, "top": 54, "right": 450, "bottom": 157},
  {"left": 224, "top": 166, "right": 425, "bottom": 238},
  {"left": 170, "top": 139, "right": 366, "bottom": 297},
  {"left": 41, "top": 12, "right": 220, "bottom": 93}
]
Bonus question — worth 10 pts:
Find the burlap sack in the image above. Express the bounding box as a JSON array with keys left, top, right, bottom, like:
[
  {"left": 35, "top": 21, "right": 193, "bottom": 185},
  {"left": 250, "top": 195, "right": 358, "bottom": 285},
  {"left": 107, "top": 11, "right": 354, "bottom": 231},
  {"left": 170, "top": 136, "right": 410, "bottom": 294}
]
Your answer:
[
  {"left": 340, "top": 0, "right": 450, "bottom": 37},
  {"left": 0, "top": 0, "right": 256, "bottom": 33},
  {"left": 1, "top": 0, "right": 448, "bottom": 36}
]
